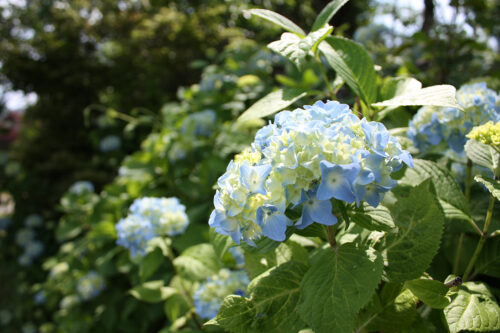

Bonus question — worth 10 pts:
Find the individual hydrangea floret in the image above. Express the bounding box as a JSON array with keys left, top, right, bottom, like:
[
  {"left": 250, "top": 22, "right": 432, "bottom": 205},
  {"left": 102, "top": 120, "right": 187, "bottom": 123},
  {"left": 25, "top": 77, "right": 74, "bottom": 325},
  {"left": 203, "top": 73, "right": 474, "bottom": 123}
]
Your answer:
[
  {"left": 129, "top": 197, "right": 189, "bottom": 236},
  {"left": 467, "top": 121, "right": 500, "bottom": 151},
  {"left": 193, "top": 269, "right": 249, "bottom": 319},
  {"left": 408, "top": 83, "right": 500, "bottom": 153},
  {"left": 77, "top": 271, "right": 106, "bottom": 300},
  {"left": 116, "top": 214, "right": 155, "bottom": 258},
  {"left": 24, "top": 214, "right": 43, "bottom": 228},
  {"left": 209, "top": 100, "right": 412, "bottom": 246},
  {"left": 99, "top": 135, "right": 121, "bottom": 152},
  {"left": 69, "top": 181, "right": 95, "bottom": 195}
]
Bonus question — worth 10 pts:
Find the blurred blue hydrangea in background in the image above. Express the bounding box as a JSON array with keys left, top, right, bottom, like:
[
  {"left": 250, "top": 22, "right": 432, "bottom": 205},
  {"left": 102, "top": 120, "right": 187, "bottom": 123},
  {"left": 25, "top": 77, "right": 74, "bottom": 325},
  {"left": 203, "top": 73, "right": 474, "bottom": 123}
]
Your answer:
[{"left": 77, "top": 271, "right": 106, "bottom": 301}]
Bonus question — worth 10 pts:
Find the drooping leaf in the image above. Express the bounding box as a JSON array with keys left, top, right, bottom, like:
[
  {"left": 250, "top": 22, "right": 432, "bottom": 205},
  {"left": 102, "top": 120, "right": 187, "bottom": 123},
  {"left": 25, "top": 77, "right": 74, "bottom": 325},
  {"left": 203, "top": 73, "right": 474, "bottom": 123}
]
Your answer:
[
  {"left": 385, "top": 180, "right": 444, "bottom": 282},
  {"left": 475, "top": 175, "right": 500, "bottom": 201},
  {"left": 400, "top": 159, "right": 473, "bottom": 225},
  {"left": 243, "top": 9, "right": 305, "bottom": 36},
  {"left": 311, "top": 0, "right": 350, "bottom": 31},
  {"left": 465, "top": 139, "right": 500, "bottom": 172},
  {"left": 375, "top": 77, "right": 422, "bottom": 120},
  {"left": 248, "top": 261, "right": 308, "bottom": 332},
  {"left": 372, "top": 85, "right": 460, "bottom": 109},
  {"left": 237, "top": 88, "right": 307, "bottom": 122},
  {"left": 473, "top": 237, "right": 500, "bottom": 278},
  {"left": 129, "top": 280, "right": 177, "bottom": 303},
  {"left": 319, "top": 36, "right": 377, "bottom": 105},
  {"left": 298, "top": 244, "right": 383, "bottom": 333},
  {"left": 348, "top": 202, "right": 396, "bottom": 231},
  {"left": 444, "top": 282, "right": 500, "bottom": 333},
  {"left": 268, "top": 25, "right": 332, "bottom": 69},
  {"left": 172, "top": 243, "right": 221, "bottom": 281},
  {"left": 405, "top": 279, "right": 450, "bottom": 309}
]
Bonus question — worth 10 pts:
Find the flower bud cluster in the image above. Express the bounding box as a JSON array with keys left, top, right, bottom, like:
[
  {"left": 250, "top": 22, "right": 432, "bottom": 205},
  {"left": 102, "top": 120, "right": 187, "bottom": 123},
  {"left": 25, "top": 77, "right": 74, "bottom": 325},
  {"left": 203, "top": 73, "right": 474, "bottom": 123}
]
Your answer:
[
  {"left": 209, "top": 100, "right": 412, "bottom": 245},
  {"left": 408, "top": 83, "right": 500, "bottom": 153},
  {"left": 467, "top": 121, "right": 500, "bottom": 151},
  {"left": 116, "top": 197, "right": 189, "bottom": 257},
  {"left": 193, "top": 268, "right": 249, "bottom": 319},
  {"left": 77, "top": 271, "right": 106, "bottom": 301}
]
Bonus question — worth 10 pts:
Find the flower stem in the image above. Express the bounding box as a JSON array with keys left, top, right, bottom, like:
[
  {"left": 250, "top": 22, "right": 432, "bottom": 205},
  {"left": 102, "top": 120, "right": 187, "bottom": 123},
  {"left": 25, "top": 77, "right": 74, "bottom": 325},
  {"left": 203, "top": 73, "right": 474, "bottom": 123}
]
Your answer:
[
  {"left": 316, "top": 54, "right": 335, "bottom": 98},
  {"left": 453, "top": 233, "right": 465, "bottom": 274},
  {"left": 465, "top": 159, "right": 472, "bottom": 202},
  {"left": 454, "top": 159, "right": 473, "bottom": 274},
  {"left": 463, "top": 194, "right": 495, "bottom": 281},
  {"left": 325, "top": 225, "right": 337, "bottom": 250}
]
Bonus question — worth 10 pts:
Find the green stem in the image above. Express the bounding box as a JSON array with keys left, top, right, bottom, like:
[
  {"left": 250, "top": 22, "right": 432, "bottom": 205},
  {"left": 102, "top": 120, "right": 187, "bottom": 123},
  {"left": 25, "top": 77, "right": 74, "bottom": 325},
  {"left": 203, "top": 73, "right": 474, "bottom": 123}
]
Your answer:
[
  {"left": 325, "top": 225, "right": 337, "bottom": 250},
  {"left": 454, "top": 160, "right": 473, "bottom": 273},
  {"left": 337, "top": 201, "right": 351, "bottom": 226},
  {"left": 453, "top": 233, "right": 465, "bottom": 274},
  {"left": 465, "top": 159, "right": 472, "bottom": 202},
  {"left": 463, "top": 194, "right": 495, "bottom": 281},
  {"left": 316, "top": 54, "right": 335, "bottom": 98}
]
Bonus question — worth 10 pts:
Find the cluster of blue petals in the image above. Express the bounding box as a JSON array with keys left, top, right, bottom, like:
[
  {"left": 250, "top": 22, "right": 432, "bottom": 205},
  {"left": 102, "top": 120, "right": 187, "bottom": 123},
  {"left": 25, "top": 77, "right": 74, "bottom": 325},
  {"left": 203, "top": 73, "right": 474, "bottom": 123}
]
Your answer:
[
  {"left": 209, "top": 100, "right": 413, "bottom": 246},
  {"left": 193, "top": 269, "right": 249, "bottom": 319},
  {"left": 99, "top": 135, "right": 121, "bottom": 152},
  {"left": 116, "top": 197, "right": 189, "bottom": 258},
  {"left": 408, "top": 82, "right": 500, "bottom": 153},
  {"left": 77, "top": 271, "right": 106, "bottom": 301},
  {"left": 180, "top": 109, "right": 217, "bottom": 137},
  {"left": 16, "top": 215, "right": 44, "bottom": 266}
]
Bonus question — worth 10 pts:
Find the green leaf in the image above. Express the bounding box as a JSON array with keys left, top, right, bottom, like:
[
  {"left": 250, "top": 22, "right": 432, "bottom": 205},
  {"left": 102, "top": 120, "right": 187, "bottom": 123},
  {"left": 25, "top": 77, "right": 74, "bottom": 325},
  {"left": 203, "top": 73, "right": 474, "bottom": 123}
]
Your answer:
[
  {"left": 237, "top": 88, "right": 307, "bottom": 122},
  {"left": 248, "top": 261, "right": 308, "bottom": 332},
  {"left": 474, "top": 237, "right": 500, "bottom": 278},
  {"left": 465, "top": 139, "right": 500, "bottom": 172},
  {"left": 311, "top": 0, "right": 350, "bottom": 31},
  {"left": 400, "top": 159, "right": 472, "bottom": 224},
  {"left": 363, "top": 285, "right": 418, "bottom": 332},
  {"left": 208, "top": 296, "right": 257, "bottom": 333},
  {"left": 319, "top": 36, "right": 377, "bottom": 105},
  {"left": 209, "top": 227, "right": 234, "bottom": 259},
  {"left": 243, "top": 9, "right": 305, "bottom": 37},
  {"left": 139, "top": 247, "right": 164, "bottom": 282},
  {"left": 164, "top": 293, "right": 191, "bottom": 323},
  {"left": 444, "top": 281, "right": 500, "bottom": 333},
  {"left": 298, "top": 243, "right": 383, "bottom": 333},
  {"left": 268, "top": 25, "right": 332, "bottom": 69},
  {"left": 173, "top": 243, "right": 221, "bottom": 281},
  {"left": 375, "top": 77, "right": 422, "bottom": 120},
  {"left": 244, "top": 241, "right": 308, "bottom": 279},
  {"left": 372, "top": 84, "right": 460, "bottom": 108},
  {"left": 475, "top": 175, "right": 500, "bottom": 201},
  {"left": 385, "top": 180, "right": 444, "bottom": 282},
  {"left": 348, "top": 202, "right": 396, "bottom": 231},
  {"left": 405, "top": 279, "right": 450, "bottom": 309},
  {"left": 129, "top": 280, "right": 176, "bottom": 303}
]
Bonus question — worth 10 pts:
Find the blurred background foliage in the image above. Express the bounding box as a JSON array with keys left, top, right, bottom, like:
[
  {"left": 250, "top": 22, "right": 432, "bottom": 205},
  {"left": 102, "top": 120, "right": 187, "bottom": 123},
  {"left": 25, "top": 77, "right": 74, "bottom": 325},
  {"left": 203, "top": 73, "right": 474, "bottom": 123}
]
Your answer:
[{"left": 0, "top": 0, "right": 499, "bottom": 332}]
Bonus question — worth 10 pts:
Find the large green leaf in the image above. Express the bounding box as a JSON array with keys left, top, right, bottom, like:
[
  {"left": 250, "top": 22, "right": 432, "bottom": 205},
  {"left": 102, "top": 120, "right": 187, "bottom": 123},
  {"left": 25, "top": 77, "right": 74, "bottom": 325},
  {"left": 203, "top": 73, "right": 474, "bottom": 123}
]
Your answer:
[
  {"left": 372, "top": 84, "right": 460, "bottom": 109},
  {"left": 475, "top": 175, "right": 500, "bottom": 201},
  {"left": 172, "top": 243, "right": 221, "bottom": 281},
  {"left": 465, "top": 139, "right": 500, "bottom": 172},
  {"left": 400, "top": 159, "right": 472, "bottom": 224},
  {"left": 298, "top": 244, "right": 383, "bottom": 333},
  {"left": 243, "top": 9, "right": 305, "bottom": 36},
  {"left": 311, "top": 0, "right": 350, "bottom": 31},
  {"left": 348, "top": 202, "right": 395, "bottom": 231},
  {"left": 444, "top": 282, "right": 500, "bottom": 333},
  {"left": 237, "top": 88, "right": 307, "bottom": 122},
  {"left": 209, "top": 227, "right": 234, "bottom": 259},
  {"left": 473, "top": 237, "right": 500, "bottom": 278},
  {"left": 319, "top": 36, "right": 377, "bottom": 105},
  {"left": 206, "top": 296, "right": 257, "bottom": 333},
  {"left": 244, "top": 240, "right": 308, "bottom": 279},
  {"left": 268, "top": 25, "right": 332, "bottom": 69},
  {"left": 129, "top": 280, "right": 176, "bottom": 303},
  {"left": 405, "top": 279, "right": 450, "bottom": 309},
  {"left": 248, "top": 261, "right": 308, "bottom": 332},
  {"left": 139, "top": 247, "right": 164, "bottom": 282},
  {"left": 375, "top": 77, "right": 422, "bottom": 120},
  {"left": 385, "top": 180, "right": 444, "bottom": 282}
]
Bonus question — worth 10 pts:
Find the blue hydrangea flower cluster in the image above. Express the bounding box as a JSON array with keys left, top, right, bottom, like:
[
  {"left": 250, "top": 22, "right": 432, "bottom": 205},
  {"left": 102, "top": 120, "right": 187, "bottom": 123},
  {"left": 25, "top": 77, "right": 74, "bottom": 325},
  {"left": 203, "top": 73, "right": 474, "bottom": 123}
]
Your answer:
[
  {"left": 408, "top": 83, "right": 500, "bottom": 153},
  {"left": 228, "top": 246, "right": 245, "bottom": 269},
  {"left": 15, "top": 228, "right": 44, "bottom": 266},
  {"left": 24, "top": 214, "right": 43, "bottom": 228},
  {"left": 99, "top": 135, "right": 121, "bottom": 152},
  {"left": 209, "top": 100, "right": 412, "bottom": 245},
  {"left": 116, "top": 197, "right": 189, "bottom": 258},
  {"left": 69, "top": 181, "right": 95, "bottom": 195},
  {"left": 34, "top": 290, "right": 47, "bottom": 305},
  {"left": 193, "top": 269, "right": 249, "bottom": 319},
  {"left": 181, "top": 109, "right": 217, "bottom": 137},
  {"left": 77, "top": 271, "right": 106, "bottom": 301}
]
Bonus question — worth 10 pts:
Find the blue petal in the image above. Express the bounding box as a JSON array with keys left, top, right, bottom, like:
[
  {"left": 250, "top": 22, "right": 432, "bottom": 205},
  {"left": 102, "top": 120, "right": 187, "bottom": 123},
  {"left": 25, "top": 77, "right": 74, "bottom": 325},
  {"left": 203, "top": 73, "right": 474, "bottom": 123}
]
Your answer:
[
  {"left": 256, "top": 205, "right": 288, "bottom": 241},
  {"left": 317, "top": 161, "right": 360, "bottom": 203},
  {"left": 240, "top": 163, "right": 272, "bottom": 195}
]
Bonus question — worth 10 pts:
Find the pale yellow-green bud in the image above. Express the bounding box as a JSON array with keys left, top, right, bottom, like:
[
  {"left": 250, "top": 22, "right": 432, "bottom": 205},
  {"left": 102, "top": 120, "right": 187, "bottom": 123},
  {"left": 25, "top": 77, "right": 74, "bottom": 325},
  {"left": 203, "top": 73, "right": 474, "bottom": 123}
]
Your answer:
[{"left": 466, "top": 121, "right": 500, "bottom": 151}]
